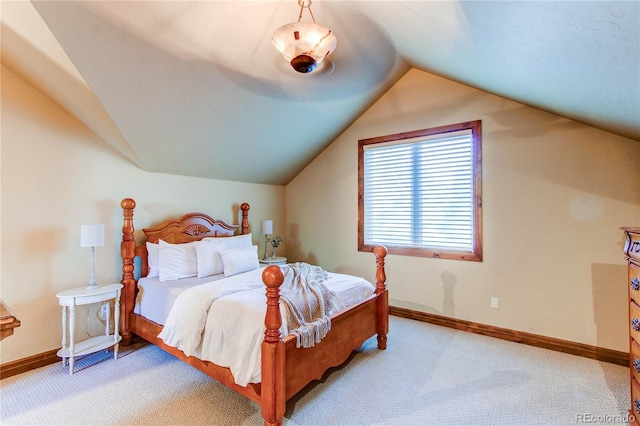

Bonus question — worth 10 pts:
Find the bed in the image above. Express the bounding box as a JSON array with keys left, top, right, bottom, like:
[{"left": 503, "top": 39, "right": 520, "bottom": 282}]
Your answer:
[{"left": 119, "top": 198, "right": 388, "bottom": 426}]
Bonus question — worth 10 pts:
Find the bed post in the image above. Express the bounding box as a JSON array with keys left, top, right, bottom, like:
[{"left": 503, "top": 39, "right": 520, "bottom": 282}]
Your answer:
[
  {"left": 240, "top": 202, "right": 250, "bottom": 235},
  {"left": 374, "top": 245, "right": 388, "bottom": 350},
  {"left": 120, "top": 198, "right": 137, "bottom": 346},
  {"left": 261, "top": 265, "right": 285, "bottom": 426}
]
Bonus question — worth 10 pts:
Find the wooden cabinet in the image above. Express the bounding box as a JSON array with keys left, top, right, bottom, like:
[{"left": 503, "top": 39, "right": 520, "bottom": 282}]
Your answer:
[{"left": 624, "top": 227, "right": 640, "bottom": 424}]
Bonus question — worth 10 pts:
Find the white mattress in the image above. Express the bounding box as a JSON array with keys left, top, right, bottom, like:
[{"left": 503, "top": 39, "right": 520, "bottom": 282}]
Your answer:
[
  {"left": 134, "top": 266, "right": 375, "bottom": 326},
  {"left": 134, "top": 274, "right": 226, "bottom": 325},
  {"left": 134, "top": 265, "right": 376, "bottom": 386}
]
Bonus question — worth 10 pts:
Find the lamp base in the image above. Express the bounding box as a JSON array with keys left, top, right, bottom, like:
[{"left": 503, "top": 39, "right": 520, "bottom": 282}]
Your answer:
[
  {"left": 86, "top": 248, "right": 99, "bottom": 289},
  {"left": 86, "top": 282, "right": 100, "bottom": 290}
]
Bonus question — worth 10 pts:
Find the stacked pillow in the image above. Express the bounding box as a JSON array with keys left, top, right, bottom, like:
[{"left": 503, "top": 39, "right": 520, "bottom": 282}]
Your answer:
[{"left": 145, "top": 234, "right": 260, "bottom": 281}]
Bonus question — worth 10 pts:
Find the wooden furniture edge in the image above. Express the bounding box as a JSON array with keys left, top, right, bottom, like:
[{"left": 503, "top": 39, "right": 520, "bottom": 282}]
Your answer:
[
  {"left": 0, "top": 349, "right": 59, "bottom": 379},
  {"left": 622, "top": 227, "right": 640, "bottom": 425},
  {"left": 389, "top": 306, "right": 629, "bottom": 366},
  {"left": 1, "top": 299, "right": 21, "bottom": 340}
]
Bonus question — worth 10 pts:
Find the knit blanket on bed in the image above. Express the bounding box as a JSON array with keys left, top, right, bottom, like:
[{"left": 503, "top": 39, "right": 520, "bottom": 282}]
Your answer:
[{"left": 279, "top": 262, "right": 335, "bottom": 348}]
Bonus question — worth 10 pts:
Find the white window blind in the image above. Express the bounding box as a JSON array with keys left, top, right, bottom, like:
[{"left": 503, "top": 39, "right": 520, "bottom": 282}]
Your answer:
[{"left": 363, "top": 129, "right": 474, "bottom": 252}]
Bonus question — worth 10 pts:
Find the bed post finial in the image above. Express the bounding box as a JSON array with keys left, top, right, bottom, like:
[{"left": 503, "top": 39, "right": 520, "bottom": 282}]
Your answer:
[
  {"left": 262, "top": 265, "right": 284, "bottom": 343},
  {"left": 261, "top": 265, "right": 285, "bottom": 426},
  {"left": 373, "top": 245, "right": 388, "bottom": 350},
  {"left": 240, "top": 203, "right": 250, "bottom": 235},
  {"left": 120, "top": 198, "right": 136, "bottom": 346},
  {"left": 374, "top": 245, "right": 388, "bottom": 294}
]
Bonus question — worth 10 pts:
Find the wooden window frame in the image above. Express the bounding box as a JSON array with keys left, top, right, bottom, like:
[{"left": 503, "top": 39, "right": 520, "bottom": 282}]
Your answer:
[{"left": 358, "top": 120, "right": 483, "bottom": 262}]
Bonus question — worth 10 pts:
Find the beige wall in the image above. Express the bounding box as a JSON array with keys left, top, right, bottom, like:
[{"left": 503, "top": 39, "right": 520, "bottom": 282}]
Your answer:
[
  {"left": 2, "top": 62, "right": 638, "bottom": 365},
  {"left": 286, "top": 68, "right": 640, "bottom": 352},
  {"left": 0, "top": 66, "right": 285, "bottom": 363}
]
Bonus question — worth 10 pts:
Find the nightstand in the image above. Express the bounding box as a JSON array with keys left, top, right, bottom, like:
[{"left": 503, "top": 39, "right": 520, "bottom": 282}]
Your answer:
[
  {"left": 260, "top": 257, "right": 287, "bottom": 266},
  {"left": 56, "top": 283, "right": 123, "bottom": 374}
]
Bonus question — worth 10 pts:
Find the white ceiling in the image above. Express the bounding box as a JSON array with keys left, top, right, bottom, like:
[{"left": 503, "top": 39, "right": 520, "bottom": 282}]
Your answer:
[{"left": 2, "top": 1, "right": 639, "bottom": 185}]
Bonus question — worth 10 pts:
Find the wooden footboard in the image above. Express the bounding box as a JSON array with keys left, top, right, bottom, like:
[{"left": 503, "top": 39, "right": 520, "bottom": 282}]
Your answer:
[
  {"left": 119, "top": 198, "right": 388, "bottom": 426},
  {"left": 261, "top": 245, "right": 388, "bottom": 421}
]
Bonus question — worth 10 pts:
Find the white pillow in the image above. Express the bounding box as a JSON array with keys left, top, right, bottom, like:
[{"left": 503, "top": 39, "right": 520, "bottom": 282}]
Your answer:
[
  {"left": 195, "top": 238, "right": 227, "bottom": 277},
  {"left": 220, "top": 245, "right": 260, "bottom": 277},
  {"left": 203, "top": 233, "right": 253, "bottom": 250},
  {"left": 196, "top": 233, "right": 254, "bottom": 278},
  {"left": 146, "top": 241, "right": 159, "bottom": 278},
  {"left": 158, "top": 240, "right": 198, "bottom": 281}
]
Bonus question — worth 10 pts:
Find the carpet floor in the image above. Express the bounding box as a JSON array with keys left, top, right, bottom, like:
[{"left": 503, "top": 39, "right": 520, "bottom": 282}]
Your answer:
[{"left": 0, "top": 316, "right": 630, "bottom": 425}]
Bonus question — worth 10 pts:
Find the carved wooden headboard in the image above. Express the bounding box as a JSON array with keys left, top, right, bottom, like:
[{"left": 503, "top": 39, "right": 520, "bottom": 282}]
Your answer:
[
  {"left": 120, "top": 198, "right": 250, "bottom": 280},
  {"left": 143, "top": 212, "right": 245, "bottom": 244}
]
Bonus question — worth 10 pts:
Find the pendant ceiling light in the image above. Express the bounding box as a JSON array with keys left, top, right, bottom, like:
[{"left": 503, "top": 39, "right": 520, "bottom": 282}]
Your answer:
[{"left": 272, "top": 0, "right": 337, "bottom": 74}]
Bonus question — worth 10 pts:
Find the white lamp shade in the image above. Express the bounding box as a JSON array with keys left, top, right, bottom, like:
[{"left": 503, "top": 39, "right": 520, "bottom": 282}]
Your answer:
[
  {"left": 80, "top": 224, "right": 105, "bottom": 247},
  {"left": 261, "top": 220, "right": 273, "bottom": 235}
]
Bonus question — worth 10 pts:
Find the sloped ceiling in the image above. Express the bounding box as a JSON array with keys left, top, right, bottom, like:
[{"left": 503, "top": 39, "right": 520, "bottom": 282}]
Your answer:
[{"left": 2, "top": 1, "right": 639, "bottom": 185}]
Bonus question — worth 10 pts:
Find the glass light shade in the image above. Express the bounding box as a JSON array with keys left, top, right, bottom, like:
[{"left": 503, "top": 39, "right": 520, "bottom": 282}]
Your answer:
[{"left": 272, "top": 21, "right": 337, "bottom": 73}]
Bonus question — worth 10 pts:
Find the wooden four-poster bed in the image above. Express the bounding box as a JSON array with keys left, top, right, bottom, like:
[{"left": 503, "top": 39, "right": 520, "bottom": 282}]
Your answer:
[{"left": 119, "top": 198, "right": 388, "bottom": 425}]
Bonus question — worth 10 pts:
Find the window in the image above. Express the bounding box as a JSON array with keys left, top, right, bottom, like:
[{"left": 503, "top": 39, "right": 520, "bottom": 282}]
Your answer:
[{"left": 358, "top": 121, "right": 482, "bottom": 261}]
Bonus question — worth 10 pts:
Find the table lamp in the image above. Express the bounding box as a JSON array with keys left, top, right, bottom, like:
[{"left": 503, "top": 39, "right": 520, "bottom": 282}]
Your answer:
[{"left": 81, "top": 224, "right": 105, "bottom": 288}]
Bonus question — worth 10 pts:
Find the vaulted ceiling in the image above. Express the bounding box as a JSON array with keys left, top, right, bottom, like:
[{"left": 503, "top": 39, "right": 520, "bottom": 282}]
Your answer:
[{"left": 2, "top": 1, "right": 639, "bottom": 185}]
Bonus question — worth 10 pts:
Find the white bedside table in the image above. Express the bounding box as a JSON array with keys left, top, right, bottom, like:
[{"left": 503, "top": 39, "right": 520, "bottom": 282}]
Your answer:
[
  {"left": 56, "top": 283, "right": 123, "bottom": 374},
  {"left": 260, "top": 257, "right": 287, "bottom": 266}
]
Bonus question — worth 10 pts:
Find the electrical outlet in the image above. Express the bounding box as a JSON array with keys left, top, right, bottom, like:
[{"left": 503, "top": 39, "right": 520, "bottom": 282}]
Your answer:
[{"left": 491, "top": 297, "right": 499, "bottom": 309}]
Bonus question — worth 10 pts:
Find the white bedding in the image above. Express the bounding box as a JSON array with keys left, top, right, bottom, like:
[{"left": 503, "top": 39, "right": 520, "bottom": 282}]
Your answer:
[
  {"left": 134, "top": 275, "right": 226, "bottom": 325},
  {"left": 136, "top": 266, "right": 375, "bottom": 386}
]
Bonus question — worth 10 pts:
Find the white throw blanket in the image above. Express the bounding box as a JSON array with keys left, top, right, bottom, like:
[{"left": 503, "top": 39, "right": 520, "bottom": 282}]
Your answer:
[
  {"left": 158, "top": 272, "right": 265, "bottom": 357},
  {"left": 279, "top": 262, "right": 335, "bottom": 348}
]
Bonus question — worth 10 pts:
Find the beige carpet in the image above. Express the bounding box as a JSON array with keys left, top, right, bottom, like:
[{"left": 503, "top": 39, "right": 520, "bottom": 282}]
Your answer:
[{"left": 0, "top": 316, "right": 630, "bottom": 425}]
